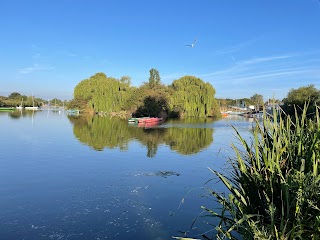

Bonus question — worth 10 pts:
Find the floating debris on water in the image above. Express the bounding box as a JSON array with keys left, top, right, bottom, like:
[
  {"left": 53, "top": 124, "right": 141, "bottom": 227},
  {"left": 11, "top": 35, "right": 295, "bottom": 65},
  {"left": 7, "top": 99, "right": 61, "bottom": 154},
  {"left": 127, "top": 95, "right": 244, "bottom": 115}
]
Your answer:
[
  {"left": 169, "top": 211, "right": 175, "bottom": 216},
  {"left": 144, "top": 171, "right": 181, "bottom": 178}
]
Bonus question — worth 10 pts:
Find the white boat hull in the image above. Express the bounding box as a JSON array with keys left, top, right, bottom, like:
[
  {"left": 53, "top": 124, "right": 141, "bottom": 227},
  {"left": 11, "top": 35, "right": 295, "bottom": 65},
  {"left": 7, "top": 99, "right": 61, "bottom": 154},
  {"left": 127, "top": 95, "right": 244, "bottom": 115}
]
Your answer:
[{"left": 25, "top": 107, "right": 39, "bottom": 110}]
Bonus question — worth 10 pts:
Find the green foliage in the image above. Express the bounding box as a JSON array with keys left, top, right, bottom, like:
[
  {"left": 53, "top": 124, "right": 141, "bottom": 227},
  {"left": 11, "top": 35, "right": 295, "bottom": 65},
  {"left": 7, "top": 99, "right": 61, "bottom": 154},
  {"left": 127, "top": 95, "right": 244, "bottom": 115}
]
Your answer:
[
  {"left": 202, "top": 105, "right": 320, "bottom": 239},
  {"left": 169, "top": 76, "right": 220, "bottom": 118},
  {"left": 250, "top": 93, "right": 264, "bottom": 108},
  {"left": 218, "top": 98, "right": 256, "bottom": 113},
  {"left": 135, "top": 96, "right": 165, "bottom": 117},
  {"left": 8, "top": 92, "right": 22, "bottom": 99},
  {"left": 0, "top": 93, "right": 63, "bottom": 108},
  {"left": 265, "top": 98, "right": 281, "bottom": 105},
  {"left": 74, "top": 72, "right": 133, "bottom": 112},
  {"left": 1, "top": 92, "right": 28, "bottom": 107},
  {"left": 241, "top": 98, "right": 255, "bottom": 106},
  {"left": 67, "top": 97, "right": 88, "bottom": 110},
  {"left": 283, "top": 85, "right": 320, "bottom": 116},
  {"left": 148, "top": 68, "right": 161, "bottom": 89},
  {"left": 125, "top": 86, "right": 144, "bottom": 112},
  {"left": 72, "top": 71, "right": 220, "bottom": 118},
  {"left": 131, "top": 83, "right": 171, "bottom": 117},
  {"left": 50, "top": 98, "right": 64, "bottom": 106},
  {"left": 24, "top": 96, "right": 40, "bottom": 107},
  {"left": 119, "top": 75, "right": 131, "bottom": 86}
]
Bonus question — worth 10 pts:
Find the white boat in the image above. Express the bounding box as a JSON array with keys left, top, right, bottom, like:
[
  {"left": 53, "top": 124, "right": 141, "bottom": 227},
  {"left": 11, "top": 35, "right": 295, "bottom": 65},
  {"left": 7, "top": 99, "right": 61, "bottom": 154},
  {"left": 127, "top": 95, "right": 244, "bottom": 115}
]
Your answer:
[
  {"left": 25, "top": 94, "right": 39, "bottom": 110},
  {"left": 16, "top": 98, "right": 24, "bottom": 109},
  {"left": 25, "top": 106, "right": 39, "bottom": 110}
]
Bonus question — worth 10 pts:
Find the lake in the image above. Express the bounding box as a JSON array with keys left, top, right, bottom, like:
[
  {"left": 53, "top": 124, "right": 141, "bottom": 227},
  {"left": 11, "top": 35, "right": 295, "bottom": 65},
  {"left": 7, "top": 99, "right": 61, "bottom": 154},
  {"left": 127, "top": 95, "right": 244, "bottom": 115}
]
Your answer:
[{"left": 0, "top": 110, "right": 254, "bottom": 240}]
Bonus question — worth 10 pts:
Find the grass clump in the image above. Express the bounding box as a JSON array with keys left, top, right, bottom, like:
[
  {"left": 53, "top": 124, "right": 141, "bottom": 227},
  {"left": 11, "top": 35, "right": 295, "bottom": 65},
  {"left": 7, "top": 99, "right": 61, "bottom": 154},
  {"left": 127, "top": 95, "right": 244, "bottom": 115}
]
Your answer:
[{"left": 204, "top": 105, "right": 320, "bottom": 239}]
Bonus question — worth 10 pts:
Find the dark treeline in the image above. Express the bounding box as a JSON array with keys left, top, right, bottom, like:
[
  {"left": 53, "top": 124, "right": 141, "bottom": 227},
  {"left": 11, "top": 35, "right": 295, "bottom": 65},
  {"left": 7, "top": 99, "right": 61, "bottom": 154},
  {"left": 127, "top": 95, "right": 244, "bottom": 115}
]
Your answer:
[
  {"left": 0, "top": 92, "right": 66, "bottom": 108},
  {"left": 69, "top": 69, "right": 221, "bottom": 118},
  {"left": 218, "top": 84, "right": 320, "bottom": 118},
  {"left": 3, "top": 73, "right": 318, "bottom": 119}
]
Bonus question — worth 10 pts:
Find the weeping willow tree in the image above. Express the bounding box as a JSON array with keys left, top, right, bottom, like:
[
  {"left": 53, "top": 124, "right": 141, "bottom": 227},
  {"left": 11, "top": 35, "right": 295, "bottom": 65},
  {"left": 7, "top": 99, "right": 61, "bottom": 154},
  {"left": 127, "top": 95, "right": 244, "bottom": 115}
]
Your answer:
[
  {"left": 74, "top": 72, "right": 132, "bottom": 112},
  {"left": 169, "top": 76, "right": 220, "bottom": 118},
  {"left": 73, "top": 72, "right": 220, "bottom": 117}
]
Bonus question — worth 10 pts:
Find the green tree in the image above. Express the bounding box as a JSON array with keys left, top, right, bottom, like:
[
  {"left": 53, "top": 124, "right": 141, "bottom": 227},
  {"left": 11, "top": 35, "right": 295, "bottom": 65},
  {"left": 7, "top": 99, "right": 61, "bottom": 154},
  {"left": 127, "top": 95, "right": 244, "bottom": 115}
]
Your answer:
[
  {"left": 283, "top": 84, "right": 320, "bottom": 116},
  {"left": 250, "top": 93, "right": 264, "bottom": 110},
  {"left": 8, "top": 92, "right": 21, "bottom": 99},
  {"left": 71, "top": 71, "right": 221, "bottom": 118},
  {"left": 74, "top": 72, "right": 133, "bottom": 113},
  {"left": 131, "top": 81, "right": 171, "bottom": 117},
  {"left": 265, "top": 98, "right": 281, "bottom": 105},
  {"left": 168, "top": 76, "right": 220, "bottom": 118},
  {"left": 148, "top": 68, "right": 161, "bottom": 89},
  {"left": 134, "top": 96, "right": 167, "bottom": 117},
  {"left": 67, "top": 98, "right": 88, "bottom": 110},
  {"left": 119, "top": 76, "right": 131, "bottom": 86},
  {"left": 50, "top": 98, "right": 63, "bottom": 106}
]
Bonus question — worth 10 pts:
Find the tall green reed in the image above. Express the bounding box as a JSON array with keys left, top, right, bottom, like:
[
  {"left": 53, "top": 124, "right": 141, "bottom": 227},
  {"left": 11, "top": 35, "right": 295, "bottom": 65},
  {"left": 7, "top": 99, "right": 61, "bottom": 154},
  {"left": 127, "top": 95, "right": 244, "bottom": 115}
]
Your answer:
[{"left": 203, "top": 105, "right": 320, "bottom": 239}]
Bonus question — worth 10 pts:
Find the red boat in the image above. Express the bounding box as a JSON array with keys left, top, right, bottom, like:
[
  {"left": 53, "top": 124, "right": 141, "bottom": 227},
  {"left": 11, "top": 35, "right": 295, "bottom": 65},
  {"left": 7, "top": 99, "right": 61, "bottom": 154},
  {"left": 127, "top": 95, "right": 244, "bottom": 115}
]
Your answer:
[
  {"left": 137, "top": 117, "right": 164, "bottom": 127},
  {"left": 144, "top": 117, "right": 163, "bottom": 123},
  {"left": 138, "top": 117, "right": 151, "bottom": 123}
]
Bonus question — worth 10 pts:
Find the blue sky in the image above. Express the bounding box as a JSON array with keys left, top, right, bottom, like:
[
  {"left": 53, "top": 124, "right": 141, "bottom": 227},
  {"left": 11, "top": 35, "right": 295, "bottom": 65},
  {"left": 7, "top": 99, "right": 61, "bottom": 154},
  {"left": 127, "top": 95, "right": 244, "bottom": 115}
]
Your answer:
[{"left": 1, "top": 0, "right": 320, "bottom": 100}]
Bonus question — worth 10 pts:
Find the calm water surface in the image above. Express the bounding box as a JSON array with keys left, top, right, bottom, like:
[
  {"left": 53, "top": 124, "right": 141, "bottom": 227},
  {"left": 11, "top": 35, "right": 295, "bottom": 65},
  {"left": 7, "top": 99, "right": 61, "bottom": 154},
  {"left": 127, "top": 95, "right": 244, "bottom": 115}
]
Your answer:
[{"left": 0, "top": 110, "right": 254, "bottom": 240}]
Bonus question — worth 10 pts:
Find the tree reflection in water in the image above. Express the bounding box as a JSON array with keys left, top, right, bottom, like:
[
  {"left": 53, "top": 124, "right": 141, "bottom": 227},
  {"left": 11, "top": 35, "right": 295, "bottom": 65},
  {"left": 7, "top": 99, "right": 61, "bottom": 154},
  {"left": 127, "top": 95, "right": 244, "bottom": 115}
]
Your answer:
[
  {"left": 8, "top": 109, "right": 39, "bottom": 119},
  {"left": 68, "top": 115, "right": 214, "bottom": 157}
]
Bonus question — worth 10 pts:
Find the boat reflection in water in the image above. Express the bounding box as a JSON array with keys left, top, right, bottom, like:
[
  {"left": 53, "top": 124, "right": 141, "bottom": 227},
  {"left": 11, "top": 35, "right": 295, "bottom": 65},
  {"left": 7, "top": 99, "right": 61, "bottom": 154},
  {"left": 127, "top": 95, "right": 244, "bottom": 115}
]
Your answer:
[{"left": 68, "top": 115, "right": 214, "bottom": 156}]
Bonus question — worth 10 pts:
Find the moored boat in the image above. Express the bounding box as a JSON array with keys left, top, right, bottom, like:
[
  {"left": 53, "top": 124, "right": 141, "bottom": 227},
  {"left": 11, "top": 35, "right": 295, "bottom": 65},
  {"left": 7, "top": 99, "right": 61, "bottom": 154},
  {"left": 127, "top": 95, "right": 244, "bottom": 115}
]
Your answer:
[
  {"left": 129, "top": 117, "right": 164, "bottom": 127},
  {"left": 25, "top": 106, "right": 39, "bottom": 110},
  {"left": 66, "top": 109, "right": 80, "bottom": 114},
  {"left": 16, "top": 98, "right": 24, "bottom": 109},
  {"left": 137, "top": 117, "right": 152, "bottom": 123},
  {"left": 139, "top": 117, "right": 164, "bottom": 128},
  {"left": 144, "top": 117, "right": 163, "bottom": 123},
  {"left": 25, "top": 94, "right": 39, "bottom": 110},
  {"left": 128, "top": 117, "right": 140, "bottom": 123}
]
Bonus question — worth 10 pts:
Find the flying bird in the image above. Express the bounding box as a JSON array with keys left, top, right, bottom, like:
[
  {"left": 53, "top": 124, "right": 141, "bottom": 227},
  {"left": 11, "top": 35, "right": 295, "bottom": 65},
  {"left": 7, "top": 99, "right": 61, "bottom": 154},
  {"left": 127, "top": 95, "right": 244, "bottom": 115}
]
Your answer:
[{"left": 185, "top": 39, "right": 197, "bottom": 48}]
